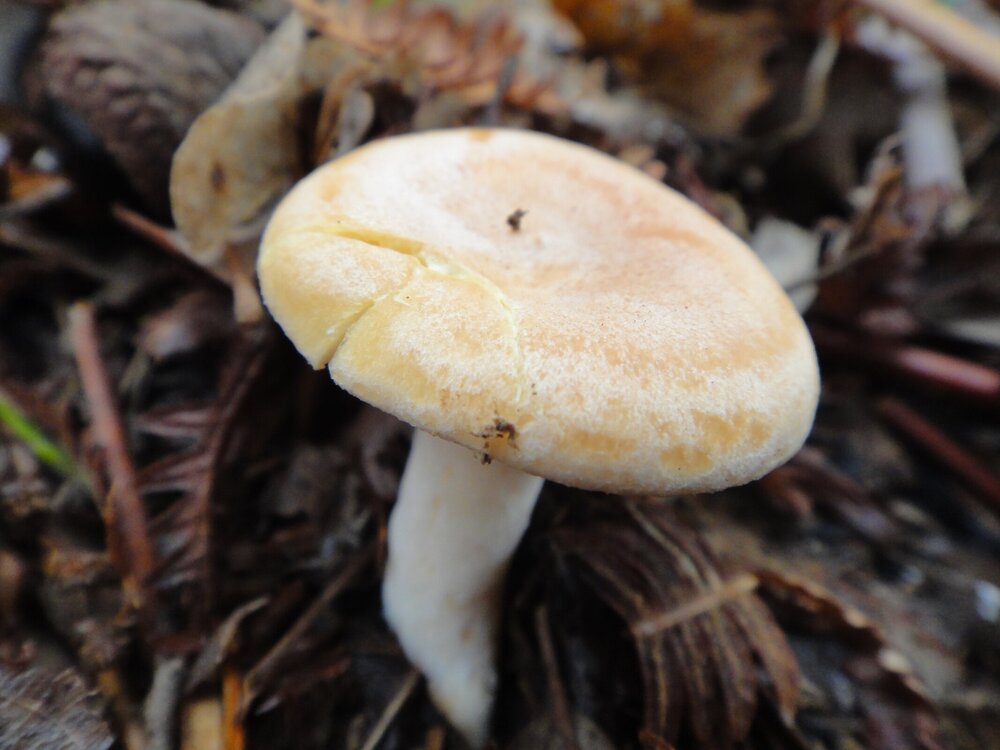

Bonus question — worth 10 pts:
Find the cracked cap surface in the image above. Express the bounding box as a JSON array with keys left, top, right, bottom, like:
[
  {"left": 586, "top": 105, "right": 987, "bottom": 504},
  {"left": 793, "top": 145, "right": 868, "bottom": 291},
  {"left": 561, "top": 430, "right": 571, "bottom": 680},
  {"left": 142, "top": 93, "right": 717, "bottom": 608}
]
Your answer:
[{"left": 258, "top": 128, "right": 819, "bottom": 494}]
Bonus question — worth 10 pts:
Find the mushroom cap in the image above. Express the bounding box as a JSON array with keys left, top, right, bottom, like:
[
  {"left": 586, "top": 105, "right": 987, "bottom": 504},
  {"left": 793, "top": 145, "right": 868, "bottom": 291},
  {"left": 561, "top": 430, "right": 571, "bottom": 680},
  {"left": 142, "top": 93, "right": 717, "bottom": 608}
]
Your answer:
[{"left": 259, "top": 128, "right": 819, "bottom": 494}]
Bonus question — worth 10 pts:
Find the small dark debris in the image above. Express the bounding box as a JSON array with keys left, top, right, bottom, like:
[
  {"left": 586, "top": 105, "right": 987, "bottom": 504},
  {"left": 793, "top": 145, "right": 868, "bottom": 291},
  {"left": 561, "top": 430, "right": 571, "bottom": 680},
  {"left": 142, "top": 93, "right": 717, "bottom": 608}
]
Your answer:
[{"left": 507, "top": 209, "right": 527, "bottom": 232}]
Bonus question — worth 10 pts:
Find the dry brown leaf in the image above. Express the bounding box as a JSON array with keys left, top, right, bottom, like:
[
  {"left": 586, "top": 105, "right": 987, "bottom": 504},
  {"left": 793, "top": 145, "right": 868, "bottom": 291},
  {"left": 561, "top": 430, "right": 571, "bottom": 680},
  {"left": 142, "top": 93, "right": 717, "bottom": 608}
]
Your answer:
[
  {"left": 171, "top": 2, "right": 523, "bottom": 280},
  {"left": 814, "top": 140, "right": 946, "bottom": 334},
  {"left": 553, "top": 0, "right": 783, "bottom": 135},
  {"left": 551, "top": 503, "right": 799, "bottom": 749},
  {"left": 295, "top": 0, "right": 523, "bottom": 95},
  {"left": 760, "top": 571, "right": 945, "bottom": 750}
]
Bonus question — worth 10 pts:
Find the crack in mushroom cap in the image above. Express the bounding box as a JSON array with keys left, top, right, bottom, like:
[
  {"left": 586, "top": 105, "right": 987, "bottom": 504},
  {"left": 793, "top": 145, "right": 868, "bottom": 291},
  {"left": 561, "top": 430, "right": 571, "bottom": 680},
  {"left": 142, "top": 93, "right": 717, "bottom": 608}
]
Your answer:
[{"left": 258, "top": 128, "right": 820, "bottom": 494}]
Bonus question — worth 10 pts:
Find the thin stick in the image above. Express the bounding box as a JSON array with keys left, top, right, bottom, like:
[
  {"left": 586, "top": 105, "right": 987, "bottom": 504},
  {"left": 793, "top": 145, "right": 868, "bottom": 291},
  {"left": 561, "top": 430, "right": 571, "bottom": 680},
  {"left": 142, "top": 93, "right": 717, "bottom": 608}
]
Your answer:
[
  {"left": 111, "top": 203, "right": 193, "bottom": 260},
  {"left": 812, "top": 325, "right": 1000, "bottom": 405},
  {"left": 877, "top": 396, "right": 1000, "bottom": 515},
  {"left": 632, "top": 574, "right": 760, "bottom": 638},
  {"left": 111, "top": 204, "right": 231, "bottom": 289},
  {"left": 853, "top": 0, "right": 1000, "bottom": 90},
  {"left": 144, "top": 657, "right": 187, "bottom": 750},
  {"left": 223, "top": 668, "right": 246, "bottom": 750},
  {"left": 69, "top": 302, "right": 156, "bottom": 609},
  {"left": 358, "top": 670, "right": 420, "bottom": 750},
  {"left": 423, "top": 726, "right": 446, "bottom": 750},
  {"left": 534, "top": 605, "right": 578, "bottom": 750},
  {"left": 242, "top": 544, "right": 375, "bottom": 710}
]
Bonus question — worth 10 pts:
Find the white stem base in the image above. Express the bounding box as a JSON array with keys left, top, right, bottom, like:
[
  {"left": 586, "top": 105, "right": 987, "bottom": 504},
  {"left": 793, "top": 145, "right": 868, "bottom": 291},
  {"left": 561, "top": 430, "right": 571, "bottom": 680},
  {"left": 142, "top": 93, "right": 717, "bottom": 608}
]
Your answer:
[{"left": 382, "top": 430, "right": 544, "bottom": 748}]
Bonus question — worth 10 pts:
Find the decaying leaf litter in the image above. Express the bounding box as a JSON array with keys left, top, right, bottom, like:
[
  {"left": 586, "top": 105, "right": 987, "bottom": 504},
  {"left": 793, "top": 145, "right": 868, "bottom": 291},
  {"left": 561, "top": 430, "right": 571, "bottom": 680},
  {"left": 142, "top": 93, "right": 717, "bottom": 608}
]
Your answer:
[{"left": 1, "top": 0, "right": 1000, "bottom": 748}]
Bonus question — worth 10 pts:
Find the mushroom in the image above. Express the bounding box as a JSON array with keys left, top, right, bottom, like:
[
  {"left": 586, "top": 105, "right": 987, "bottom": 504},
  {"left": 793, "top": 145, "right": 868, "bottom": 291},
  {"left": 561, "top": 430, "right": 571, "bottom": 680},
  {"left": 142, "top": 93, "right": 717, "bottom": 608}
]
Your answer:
[{"left": 257, "top": 128, "right": 819, "bottom": 747}]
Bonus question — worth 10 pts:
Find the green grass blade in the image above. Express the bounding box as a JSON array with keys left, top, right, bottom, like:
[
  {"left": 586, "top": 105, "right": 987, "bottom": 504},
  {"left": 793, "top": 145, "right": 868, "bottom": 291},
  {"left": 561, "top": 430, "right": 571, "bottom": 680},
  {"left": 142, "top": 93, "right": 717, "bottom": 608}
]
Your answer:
[{"left": 0, "top": 392, "right": 78, "bottom": 479}]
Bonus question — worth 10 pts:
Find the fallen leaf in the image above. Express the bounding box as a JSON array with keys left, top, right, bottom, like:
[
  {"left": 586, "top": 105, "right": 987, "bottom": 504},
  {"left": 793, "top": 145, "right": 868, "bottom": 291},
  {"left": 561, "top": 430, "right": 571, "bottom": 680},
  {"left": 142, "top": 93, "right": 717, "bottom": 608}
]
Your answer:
[
  {"left": 295, "top": 0, "right": 523, "bottom": 94},
  {"left": 752, "top": 217, "right": 822, "bottom": 313},
  {"left": 550, "top": 501, "right": 799, "bottom": 748},
  {"left": 553, "top": 0, "right": 783, "bottom": 135},
  {"left": 170, "top": 12, "right": 312, "bottom": 269},
  {"left": 0, "top": 661, "right": 115, "bottom": 750},
  {"left": 760, "top": 571, "right": 945, "bottom": 750}
]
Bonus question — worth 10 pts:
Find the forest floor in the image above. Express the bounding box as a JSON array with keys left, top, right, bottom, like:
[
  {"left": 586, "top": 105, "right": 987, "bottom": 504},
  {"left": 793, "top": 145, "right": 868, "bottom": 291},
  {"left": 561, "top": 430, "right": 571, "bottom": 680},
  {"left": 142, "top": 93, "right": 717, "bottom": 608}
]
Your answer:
[{"left": 1, "top": 1, "right": 1000, "bottom": 749}]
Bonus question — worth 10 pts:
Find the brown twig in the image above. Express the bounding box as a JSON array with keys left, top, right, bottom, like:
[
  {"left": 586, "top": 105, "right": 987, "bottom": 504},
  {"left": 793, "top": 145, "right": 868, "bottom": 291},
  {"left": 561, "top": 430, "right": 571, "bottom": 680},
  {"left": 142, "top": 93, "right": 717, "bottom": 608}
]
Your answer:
[
  {"left": 813, "top": 324, "right": 1000, "bottom": 405},
  {"left": 876, "top": 396, "right": 1000, "bottom": 516},
  {"left": 632, "top": 574, "right": 760, "bottom": 638},
  {"left": 758, "top": 469, "right": 815, "bottom": 520},
  {"left": 111, "top": 203, "right": 230, "bottom": 287},
  {"left": 111, "top": 203, "right": 191, "bottom": 259},
  {"left": 423, "top": 726, "right": 446, "bottom": 750},
  {"left": 358, "top": 670, "right": 420, "bottom": 750},
  {"left": 0, "top": 547, "right": 25, "bottom": 631},
  {"left": 241, "top": 543, "right": 376, "bottom": 712},
  {"left": 534, "top": 605, "right": 578, "bottom": 750},
  {"left": 223, "top": 668, "right": 246, "bottom": 750},
  {"left": 0, "top": 219, "right": 113, "bottom": 281},
  {"left": 852, "top": 0, "right": 1000, "bottom": 90},
  {"left": 68, "top": 302, "right": 156, "bottom": 611}
]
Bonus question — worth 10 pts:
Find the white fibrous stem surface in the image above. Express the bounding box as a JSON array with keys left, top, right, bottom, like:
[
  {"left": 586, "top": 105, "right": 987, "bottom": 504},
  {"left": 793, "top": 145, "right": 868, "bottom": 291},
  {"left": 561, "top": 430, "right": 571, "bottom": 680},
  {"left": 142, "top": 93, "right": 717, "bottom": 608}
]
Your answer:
[{"left": 382, "top": 430, "right": 544, "bottom": 748}]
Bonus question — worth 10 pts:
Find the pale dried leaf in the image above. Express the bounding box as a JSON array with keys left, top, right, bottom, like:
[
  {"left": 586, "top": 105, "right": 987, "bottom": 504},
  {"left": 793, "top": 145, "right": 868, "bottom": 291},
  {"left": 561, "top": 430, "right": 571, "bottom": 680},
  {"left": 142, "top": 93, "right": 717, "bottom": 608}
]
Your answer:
[
  {"left": 170, "top": 12, "right": 310, "bottom": 267},
  {"left": 0, "top": 662, "right": 114, "bottom": 750},
  {"left": 752, "top": 217, "right": 821, "bottom": 313}
]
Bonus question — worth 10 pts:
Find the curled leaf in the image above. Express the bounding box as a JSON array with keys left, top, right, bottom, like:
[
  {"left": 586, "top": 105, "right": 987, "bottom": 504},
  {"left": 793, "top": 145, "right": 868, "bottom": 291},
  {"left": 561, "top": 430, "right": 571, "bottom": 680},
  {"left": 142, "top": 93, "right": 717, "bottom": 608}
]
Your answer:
[
  {"left": 548, "top": 502, "right": 799, "bottom": 748},
  {"left": 170, "top": 12, "right": 312, "bottom": 269},
  {"left": 760, "top": 571, "right": 945, "bottom": 750},
  {"left": 553, "top": 0, "right": 783, "bottom": 135}
]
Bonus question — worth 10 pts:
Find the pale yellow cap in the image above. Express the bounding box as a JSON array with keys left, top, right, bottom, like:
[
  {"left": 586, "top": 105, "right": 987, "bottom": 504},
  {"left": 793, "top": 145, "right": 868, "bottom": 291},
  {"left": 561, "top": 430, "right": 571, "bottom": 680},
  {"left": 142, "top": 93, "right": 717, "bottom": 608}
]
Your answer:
[{"left": 258, "top": 128, "right": 819, "bottom": 494}]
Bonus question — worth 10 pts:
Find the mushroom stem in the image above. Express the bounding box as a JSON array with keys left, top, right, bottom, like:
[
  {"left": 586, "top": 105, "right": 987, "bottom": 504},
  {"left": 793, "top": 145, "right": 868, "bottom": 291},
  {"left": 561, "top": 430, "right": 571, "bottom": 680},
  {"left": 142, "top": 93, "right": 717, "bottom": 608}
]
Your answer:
[{"left": 383, "top": 430, "right": 544, "bottom": 747}]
